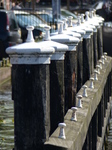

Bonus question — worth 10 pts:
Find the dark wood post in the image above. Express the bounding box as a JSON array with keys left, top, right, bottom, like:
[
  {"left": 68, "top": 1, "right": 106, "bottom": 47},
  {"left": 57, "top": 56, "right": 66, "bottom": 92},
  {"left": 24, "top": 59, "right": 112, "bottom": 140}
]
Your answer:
[
  {"left": 97, "top": 25, "right": 103, "bottom": 59},
  {"left": 64, "top": 49, "right": 77, "bottom": 110},
  {"left": 76, "top": 15, "right": 94, "bottom": 84},
  {"left": 50, "top": 59, "right": 65, "bottom": 135},
  {"left": 77, "top": 39, "right": 83, "bottom": 92},
  {"left": 82, "top": 130, "right": 89, "bottom": 150},
  {"left": 39, "top": 26, "right": 68, "bottom": 135},
  {"left": 6, "top": 26, "right": 55, "bottom": 150},
  {"left": 92, "top": 108, "right": 98, "bottom": 150},
  {"left": 42, "top": 27, "right": 68, "bottom": 135},
  {"left": 89, "top": 122, "right": 92, "bottom": 150},
  {"left": 93, "top": 30, "right": 98, "bottom": 67},
  {"left": 98, "top": 97, "right": 103, "bottom": 137},
  {"left": 66, "top": 16, "right": 86, "bottom": 88},
  {"left": 57, "top": 18, "right": 83, "bottom": 93},
  {"left": 51, "top": 21, "right": 80, "bottom": 112},
  {"left": 83, "top": 36, "right": 92, "bottom": 84}
]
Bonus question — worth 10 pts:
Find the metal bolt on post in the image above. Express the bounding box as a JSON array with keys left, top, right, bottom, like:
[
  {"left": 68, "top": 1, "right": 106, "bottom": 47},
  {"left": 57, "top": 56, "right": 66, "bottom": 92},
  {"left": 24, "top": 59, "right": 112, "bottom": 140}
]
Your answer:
[
  {"left": 62, "top": 18, "right": 68, "bottom": 30},
  {"left": 26, "top": 26, "right": 34, "bottom": 42},
  {"left": 44, "top": 26, "right": 51, "bottom": 41},
  {"left": 71, "top": 107, "right": 77, "bottom": 121},
  {"left": 77, "top": 16, "right": 81, "bottom": 26},
  {"left": 77, "top": 95, "right": 83, "bottom": 108},
  {"left": 81, "top": 14, "right": 85, "bottom": 23},
  {"left": 68, "top": 16, "right": 73, "bottom": 27},
  {"left": 58, "top": 21, "right": 64, "bottom": 34},
  {"left": 103, "top": 52, "right": 107, "bottom": 60},
  {"left": 67, "top": 15, "right": 86, "bottom": 36},
  {"left": 94, "top": 70, "right": 98, "bottom": 81},
  {"left": 58, "top": 123, "right": 66, "bottom": 139},
  {"left": 89, "top": 77, "right": 94, "bottom": 89},
  {"left": 101, "top": 55, "right": 105, "bottom": 64},
  {"left": 98, "top": 60, "right": 103, "bottom": 69},
  {"left": 82, "top": 85, "right": 88, "bottom": 97},
  {"left": 96, "top": 65, "right": 101, "bottom": 74},
  {"left": 89, "top": 10, "right": 94, "bottom": 19},
  {"left": 85, "top": 11, "right": 89, "bottom": 22}
]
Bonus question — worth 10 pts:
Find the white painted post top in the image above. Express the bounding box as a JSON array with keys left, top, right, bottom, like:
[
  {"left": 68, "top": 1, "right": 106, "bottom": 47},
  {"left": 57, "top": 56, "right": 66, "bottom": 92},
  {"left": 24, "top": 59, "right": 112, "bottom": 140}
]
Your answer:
[
  {"left": 38, "top": 40, "right": 68, "bottom": 61},
  {"left": 6, "top": 42, "right": 55, "bottom": 64},
  {"left": 62, "top": 18, "right": 68, "bottom": 30},
  {"left": 51, "top": 34, "right": 80, "bottom": 45},
  {"left": 85, "top": 11, "right": 100, "bottom": 28},
  {"left": 41, "top": 40, "right": 68, "bottom": 52},
  {"left": 6, "top": 26, "right": 55, "bottom": 65},
  {"left": 95, "top": 15, "right": 104, "bottom": 23},
  {"left": 51, "top": 30, "right": 81, "bottom": 39},
  {"left": 26, "top": 26, "right": 35, "bottom": 42},
  {"left": 68, "top": 16, "right": 73, "bottom": 27},
  {"left": 81, "top": 14, "right": 96, "bottom": 31},
  {"left": 38, "top": 25, "right": 68, "bottom": 61},
  {"left": 51, "top": 29, "right": 81, "bottom": 40},
  {"left": 79, "top": 24, "right": 93, "bottom": 34},
  {"left": 68, "top": 26, "right": 86, "bottom": 37},
  {"left": 81, "top": 14, "right": 85, "bottom": 23},
  {"left": 76, "top": 15, "right": 94, "bottom": 35},
  {"left": 89, "top": 10, "right": 102, "bottom": 25},
  {"left": 50, "top": 34, "right": 80, "bottom": 52},
  {"left": 50, "top": 20, "right": 80, "bottom": 45},
  {"left": 6, "top": 42, "right": 55, "bottom": 55},
  {"left": 92, "top": 9, "right": 104, "bottom": 22},
  {"left": 66, "top": 16, "right": 86, "bottom": 36}
]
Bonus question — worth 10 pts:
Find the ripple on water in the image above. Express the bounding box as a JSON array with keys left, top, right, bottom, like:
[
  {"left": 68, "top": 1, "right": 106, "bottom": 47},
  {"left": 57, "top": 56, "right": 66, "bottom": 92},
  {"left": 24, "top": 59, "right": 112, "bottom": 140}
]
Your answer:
[
  {"left": 0, "top": 80, "right": 14, "bottom": 150},
  {"left": 0, "top": 101, "right": 14, "bottom": 149}
]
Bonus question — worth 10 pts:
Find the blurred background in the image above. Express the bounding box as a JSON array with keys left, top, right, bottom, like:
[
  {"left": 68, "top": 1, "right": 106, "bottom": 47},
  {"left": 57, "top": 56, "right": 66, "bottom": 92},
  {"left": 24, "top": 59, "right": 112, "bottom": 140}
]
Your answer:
[{"left": 1, "top": 0, "right": 112, "bottom": 57}]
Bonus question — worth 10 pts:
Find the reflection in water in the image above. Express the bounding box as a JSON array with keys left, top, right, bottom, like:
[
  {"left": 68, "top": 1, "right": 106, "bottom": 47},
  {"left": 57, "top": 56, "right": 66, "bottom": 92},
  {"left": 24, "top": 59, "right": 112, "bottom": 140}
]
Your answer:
[{"left": 0, "top": 80, "right": 14, "bottom": 150}]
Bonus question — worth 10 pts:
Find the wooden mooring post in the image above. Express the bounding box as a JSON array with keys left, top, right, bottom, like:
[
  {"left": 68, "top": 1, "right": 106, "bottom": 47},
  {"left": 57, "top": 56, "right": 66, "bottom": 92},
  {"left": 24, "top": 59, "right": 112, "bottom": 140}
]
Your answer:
[
  {"left": 50, "top": 21, "right": 80, "bottom": 112},
  {"left": 6, "top": 26, "right": 55, "bottom": 150}
]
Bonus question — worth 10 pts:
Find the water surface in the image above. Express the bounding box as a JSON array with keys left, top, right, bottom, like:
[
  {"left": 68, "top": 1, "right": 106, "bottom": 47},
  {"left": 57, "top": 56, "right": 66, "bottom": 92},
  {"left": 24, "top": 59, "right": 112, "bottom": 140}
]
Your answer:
[{"left": 0, "top": 80, "right": 14, "bottom": 150}]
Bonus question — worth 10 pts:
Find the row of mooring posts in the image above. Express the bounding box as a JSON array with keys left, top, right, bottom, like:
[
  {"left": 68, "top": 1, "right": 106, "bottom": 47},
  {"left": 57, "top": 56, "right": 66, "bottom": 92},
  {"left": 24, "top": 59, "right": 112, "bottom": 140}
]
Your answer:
[
  {"left": 44, "top": 52, "right": 111, "bottom": 150},
  {"left": 6, "top": 10, "right": 105, "bottom": 150},
  {"left": 81, "top": 54, "right": 112, "bottom": 150}
]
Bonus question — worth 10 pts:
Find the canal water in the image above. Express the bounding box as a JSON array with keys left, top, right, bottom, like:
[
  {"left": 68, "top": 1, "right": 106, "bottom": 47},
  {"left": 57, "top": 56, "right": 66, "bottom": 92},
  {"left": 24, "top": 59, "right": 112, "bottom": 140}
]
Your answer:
[{"left": 0, "top": 80, "right": 14, "bottom": 150}]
